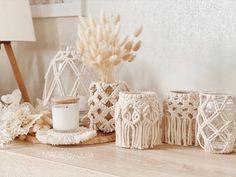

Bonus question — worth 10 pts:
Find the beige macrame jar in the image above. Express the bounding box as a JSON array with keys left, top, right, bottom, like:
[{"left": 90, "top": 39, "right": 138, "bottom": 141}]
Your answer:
[
  {"left": 87, "top": 81, "right": 129, "bottom": 133},
  {"left": 115, "top": 91, "right": 162, "bottom": 149},
  {"left": 163, "top": 91, "right": 199, "bottom": 146},
  {"left": 197, "top": 92, "right": 236, "bottom": 154}
]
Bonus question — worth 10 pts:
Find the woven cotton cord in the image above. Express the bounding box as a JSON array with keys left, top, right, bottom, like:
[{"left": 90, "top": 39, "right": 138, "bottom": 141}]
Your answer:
[
  {"left": 196, "top": 93, "right": 236, "bottom": 154},
  {"left": 43, "top": 48, "right": 88, "bottom": 105},
  {"left": 115, "top": 92, "right": 161, "bottom": 149},
  {"left": 88, "top": 82, "right": 128, "bottom": 133},
  {"left": 164, "top": 91, "right": 199, "bottom": 146}
]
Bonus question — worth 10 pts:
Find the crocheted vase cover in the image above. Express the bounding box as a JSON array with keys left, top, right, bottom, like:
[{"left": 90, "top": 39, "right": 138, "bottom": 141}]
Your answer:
[
  {"left": 36, "top": 126, "right": 97, "bottom": 145},
  {"left": 197, "top": 93, "right": 236, "bottom": 154},
  {"left": 88, "top": 81, "right": 129, "bottom": 133},
  {"left": 163, "top": 91, "right": 199, "bottom": 146},
  {"left": 115, "top": 92, "right": 161, "bottom": 149}
]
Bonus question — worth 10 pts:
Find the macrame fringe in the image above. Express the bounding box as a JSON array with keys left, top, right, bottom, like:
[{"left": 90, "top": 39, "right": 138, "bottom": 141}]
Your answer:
[
  {"left": 116, "top": 118, "right": 161, "bottom": 149},
  {"left": 164, "top": 115, "right": 198, "bottom": 146}
]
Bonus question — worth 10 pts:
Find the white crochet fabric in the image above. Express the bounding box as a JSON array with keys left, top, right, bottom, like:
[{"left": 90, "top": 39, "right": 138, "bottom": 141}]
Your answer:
[
  {"left": 42, "top": 46, "right": 90, "bottom": 106},
  {"left": 36, "top": 126, "right": 97, "bottom": 146},
  {"left": 197, "top": 92, "right": 236, "bottom": 154},
  {"left": 163, "top": 91, "right": 199, "bottom": 146},
  {"left": 115, "top": 92, "right": 162, "bottom": 149}
]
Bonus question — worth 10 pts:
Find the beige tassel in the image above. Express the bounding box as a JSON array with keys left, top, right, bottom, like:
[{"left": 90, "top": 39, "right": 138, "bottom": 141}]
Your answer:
[
  {"left": 96, "top": 25, "right": 102, "bottom": 41},
  {"left": 109, "top": 55, "right": 121, "bottom": 65},
  {"left": 89, "top": 14, "right": 96, "bottom": 30},
  {"left": 114, "top": 14, "right": 120, "bottom": 25},
  {"left": 119, "top": 35, "right": 128, "bottom": 47},
  {"left": 127, "top": 54, "right": 136, "bottom": 62},
  {"left": 96, "top": 55, "right": 103, "bottom": 65},
  {"left": 123, "top": 53, "right": 135, "bottom": 62},
  {"left": 113, "top": 22, "right": 121, "bottom": 38},
  {"left": 91, "top": 37, "right": 98, "bottom": 50},
  {"left": 77, "top": 11, "right": 142, "bottom": 83},
  {"left": 124, "top": 41, "right": 133, "bottom": 51},
  {"left": 134, "top": 26, "right": 143, "bottom": 37},
  {"left": 133, "top": 40, "right": 142, "bottom": 51},
  {"left": 89, "top": 46, "right": 96, "bottom": 58},
  {"left": 102, "top": 28, "right": 108, "bottom": 41},
  {"left": 105, "top": 24, "right": 111, "bottom": 33},
  {"left": 100, "top": 10, "right": 107, "bottom": 25}
]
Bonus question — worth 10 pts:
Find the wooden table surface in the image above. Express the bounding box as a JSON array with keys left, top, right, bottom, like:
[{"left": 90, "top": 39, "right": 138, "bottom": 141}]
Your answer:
[{"left": 0, "top": 141, "right": 236, "bottom": 177}]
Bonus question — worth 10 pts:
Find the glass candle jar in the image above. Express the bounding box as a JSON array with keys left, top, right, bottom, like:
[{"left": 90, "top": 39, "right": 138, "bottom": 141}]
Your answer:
[
  {"left": 197, "top": 92, "right": 236, "bottom": 154},
  {"left": 51, "top": 96, "right": 80, "bottom": 132}
]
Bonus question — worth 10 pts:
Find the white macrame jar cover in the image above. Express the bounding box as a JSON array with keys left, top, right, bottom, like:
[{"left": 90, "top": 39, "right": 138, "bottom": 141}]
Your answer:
[
  {"left": 197, "top": 92, "right": 236, "bottom": 154},
  {"left": 163, "top": 91, "right": 199, "bottom": 146},
  {"left": 115, "top": 91, "right": 162, "bottom": 149},
  {"left": 42, "top": 46, "right": 91, "bottom": 108},
  {"left": 88, "top": 81, "right": 129, "bottom": 133}
]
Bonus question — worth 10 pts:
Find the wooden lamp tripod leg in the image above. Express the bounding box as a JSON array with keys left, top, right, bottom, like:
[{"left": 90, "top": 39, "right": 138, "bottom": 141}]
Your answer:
[{"left": 3, "top": 42, "right": 30, "bottom": 102}]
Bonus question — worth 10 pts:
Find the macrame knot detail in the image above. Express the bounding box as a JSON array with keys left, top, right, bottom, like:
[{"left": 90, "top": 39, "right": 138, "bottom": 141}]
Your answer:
[
  {"left": 115, "top": 91, "right": 162, "bottom": 149},
  {"left": 88, "top": 81, "right": 129, "bottom": 133},
  {"left": 196, "top": 92, "right": 236, "bottom": 154},
  {"left": 163, "top": 91, "right": 199, "bottom": 146}
]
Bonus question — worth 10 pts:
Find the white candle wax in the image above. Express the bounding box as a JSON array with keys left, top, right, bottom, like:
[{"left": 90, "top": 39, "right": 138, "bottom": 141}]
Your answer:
[
  {"left": 79, "top": 96, "right": 88, "bottom": 111},
  {"left": 52, "top": 103, "right": 79, "bottom": 132}
]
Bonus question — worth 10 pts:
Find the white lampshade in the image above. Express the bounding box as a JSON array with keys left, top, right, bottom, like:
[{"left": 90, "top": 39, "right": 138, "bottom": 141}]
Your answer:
[{"left": 0, "top": 0, "right": 35, "bottom": 42}]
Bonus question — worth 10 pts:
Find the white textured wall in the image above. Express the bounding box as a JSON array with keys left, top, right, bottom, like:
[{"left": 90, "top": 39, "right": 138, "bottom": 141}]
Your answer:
[{"left": 1, "top": 0, "right": 236, "bottom": 103}]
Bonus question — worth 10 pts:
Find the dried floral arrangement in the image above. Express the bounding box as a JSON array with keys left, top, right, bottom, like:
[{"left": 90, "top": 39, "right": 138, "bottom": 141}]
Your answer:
[
  {"left": 77, "top": 11, "right": 143, "bottom": 83},
  {"left": 0, "top": 90, "right": 53, "bottom": 147},
  {"left": 0, "top": 90, "right": 40, "bottom": 147}
]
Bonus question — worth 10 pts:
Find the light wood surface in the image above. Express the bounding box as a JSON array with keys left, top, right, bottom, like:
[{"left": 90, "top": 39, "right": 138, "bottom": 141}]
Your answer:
[
  {"left": 82, "top": 131, "right": 115, "bottom": 145},
  {"left": 2, "top": 42, "right": 30, "bottom": 102},
  {"left": 1, "top": 141, "right": 236, "bottom": 177}
]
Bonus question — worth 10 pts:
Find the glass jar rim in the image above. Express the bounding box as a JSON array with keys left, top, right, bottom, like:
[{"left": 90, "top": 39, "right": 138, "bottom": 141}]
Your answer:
[
  {"left": 200, "top": 92, "right": 236, "bottom": 97},
  {"left": 169, "top": 90, "right": 197, "bottom": 94}
]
